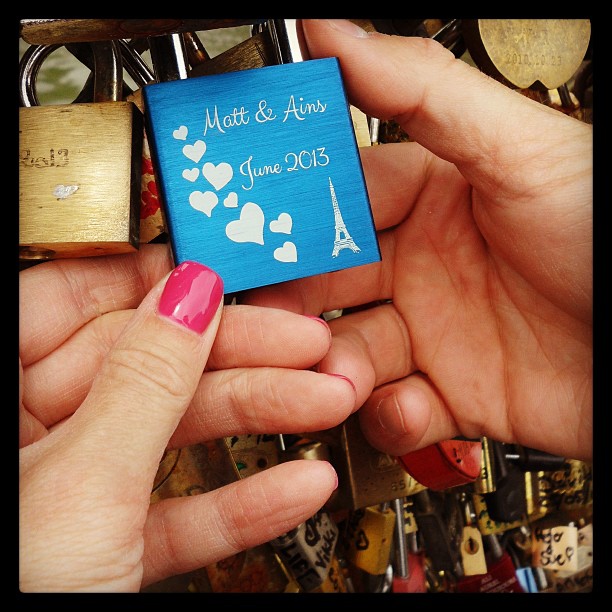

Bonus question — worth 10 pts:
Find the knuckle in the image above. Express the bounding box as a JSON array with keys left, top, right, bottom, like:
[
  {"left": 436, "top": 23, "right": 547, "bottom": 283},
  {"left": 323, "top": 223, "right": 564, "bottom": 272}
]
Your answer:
[{"left": 106, "top": 342, "right": 196, "bottom": 404}]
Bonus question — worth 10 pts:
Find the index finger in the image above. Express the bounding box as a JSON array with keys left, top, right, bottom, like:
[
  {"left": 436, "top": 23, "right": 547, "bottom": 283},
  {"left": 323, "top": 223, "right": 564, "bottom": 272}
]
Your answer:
[{"left": 19, "top": 244, "right": 173, "bottom": 365}]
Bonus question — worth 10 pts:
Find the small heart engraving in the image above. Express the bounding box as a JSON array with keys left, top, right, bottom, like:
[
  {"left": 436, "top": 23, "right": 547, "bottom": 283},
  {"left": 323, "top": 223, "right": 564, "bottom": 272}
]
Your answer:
[
  {"left": 274, "top": 241, "right": 298, "bottom": 263},
  {"left": 183, "top": 140, "right": 207, "bottom": 163},
  {"left": 225, "top": 202, "right": 264, "bottom": 245},
  {"left": 270, "top": 212, "right": 292, "bottom": 234},
  {"left": 189, "top": 191, "right": 218, "bottom": 217},
  {"left": 203, "top": 162, "right": 233, "bottom": 191},
  {"left": 223, "top": 192, "right": 239, "bottom": 208},
  {"left": 182, "top": 168, "right": 200, "bottom": 182},
  {"left": 173, "top": 125, "right": 188, "bottom": 140}
]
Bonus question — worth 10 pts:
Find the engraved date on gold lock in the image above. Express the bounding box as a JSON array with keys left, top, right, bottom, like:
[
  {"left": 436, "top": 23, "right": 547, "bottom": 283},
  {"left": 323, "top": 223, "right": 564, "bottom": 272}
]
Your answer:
[{"left": 20, "top": 148, "right": 69, "bottom": 168}]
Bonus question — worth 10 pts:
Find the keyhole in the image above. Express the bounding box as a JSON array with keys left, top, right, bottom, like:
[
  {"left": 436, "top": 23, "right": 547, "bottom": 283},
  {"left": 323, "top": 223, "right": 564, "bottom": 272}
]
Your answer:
[{"left": 464, "top": 537, "right": 480, "bottom": 555}]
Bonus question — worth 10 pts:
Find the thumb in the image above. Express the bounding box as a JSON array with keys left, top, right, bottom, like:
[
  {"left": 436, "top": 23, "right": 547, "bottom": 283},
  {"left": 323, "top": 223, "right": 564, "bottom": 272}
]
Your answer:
[
  {"left": 69, "top": 261, "right": 224, "bottom": 486},
  {"left": 301, "top": 19, "right": 588, "bottom": 186}
]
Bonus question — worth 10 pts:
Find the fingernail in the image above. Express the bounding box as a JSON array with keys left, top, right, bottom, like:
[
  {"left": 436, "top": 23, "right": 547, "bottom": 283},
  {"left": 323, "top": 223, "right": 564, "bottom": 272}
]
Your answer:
[
  {"left": 306, "top": 315, "right": 332, "bottom": 340},
  {"left": 376, "top": 395, "right": 407, "bottom": 433},
  {"left": 323, "top": 461, "right": 339, "bottom": 490},
  {"left": 325, "top": 373, "right": 357, "bottom": 395},
  {"left": 326, "top": 19, "right": 370, "bottom": 38},
  {"left": 158, "top": 261, "right": 224, "bottom": 334}
]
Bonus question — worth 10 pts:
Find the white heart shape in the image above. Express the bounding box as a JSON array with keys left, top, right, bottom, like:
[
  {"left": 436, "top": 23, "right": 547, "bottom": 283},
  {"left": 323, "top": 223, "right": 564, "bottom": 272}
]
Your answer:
[
  {"left": 183, "top": 140, "right": 207, "bottom": 163},
  {"left": 203, "top": 161, "right": 233, "bottom": 191},
  {"left": 53, "top": 184, "right": 79, "bottom": 199},
  {"left": 225, "top": 202, "right": 264, "bottom": 245},
  {"left": 173, "top": 125, "right": 188, "bottom": 140},
  {"left": 270, "top": 212, "right": 292, "bottom": 234},
  {"left": 189, "top": 191, "right": 218, "bottom": 217},
  {"left": 182, "top": 167, "right": 200, "bottom": 182},
  {"left": 223, "top": 192, "right": 238, "bottom": 208},
  {"left": 274, "top": 241, "right": 298, "bottom": 263}
]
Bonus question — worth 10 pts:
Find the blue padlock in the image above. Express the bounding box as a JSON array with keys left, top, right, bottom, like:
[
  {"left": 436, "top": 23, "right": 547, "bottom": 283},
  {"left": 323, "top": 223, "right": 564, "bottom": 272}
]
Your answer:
[{"left": 143, "top": 20, "right": 380, "bottom": 294}]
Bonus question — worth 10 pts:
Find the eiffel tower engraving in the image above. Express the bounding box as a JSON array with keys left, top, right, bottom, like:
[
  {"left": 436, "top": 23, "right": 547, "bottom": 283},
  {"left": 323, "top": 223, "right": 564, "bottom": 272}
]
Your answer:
[{"left": 329, "top": 177, "right": 360, "bottom": 257}]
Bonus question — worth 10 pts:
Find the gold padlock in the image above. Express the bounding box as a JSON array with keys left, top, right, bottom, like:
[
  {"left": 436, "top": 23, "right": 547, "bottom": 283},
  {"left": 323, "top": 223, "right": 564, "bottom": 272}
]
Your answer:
[
  {"left": 472, "top": 493, "right": 526, "bottom": 536},
  {"left": 463, "top": 19, "right": 591, "bottom": 91},
  {"left": 227, "top": 433, "right": 281, "bottom": 478},
  {"left": 473, "top": 436, "right": 497, "bottom": 494},
  {"left": 147, "top": 439, "right": 293, "bottom": 593},
  {"left": 19, "top": 40, "right": 142, "bottom": 260},
  {"left": 528, "top": 459, "right": 593, "bottom": 522},
  {"left": 343, "top": 504, "right": 396, "bottom": 575},
  {"left": 311, "top": 413, "right": 425, "bottom": 512}
]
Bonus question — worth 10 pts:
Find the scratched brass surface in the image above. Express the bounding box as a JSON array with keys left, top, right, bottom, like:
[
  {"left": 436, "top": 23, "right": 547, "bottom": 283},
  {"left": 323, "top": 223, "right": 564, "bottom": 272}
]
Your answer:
[
  {"left": 463, "top": 19, "right": 591, "bottom": 89},
  {"left": 19, "top": 101, "right": 142, "bottom": 258}
]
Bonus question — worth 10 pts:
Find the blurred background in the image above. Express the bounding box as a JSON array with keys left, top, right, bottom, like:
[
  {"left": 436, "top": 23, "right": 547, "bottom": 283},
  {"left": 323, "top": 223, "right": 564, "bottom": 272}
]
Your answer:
[{"left": 18, "top": 25, "right": 252, "bottom": 105}]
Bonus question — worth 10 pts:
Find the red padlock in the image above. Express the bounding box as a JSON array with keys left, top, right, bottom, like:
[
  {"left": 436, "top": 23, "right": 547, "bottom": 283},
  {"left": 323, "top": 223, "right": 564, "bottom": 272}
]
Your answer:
[
  {"left": 398, "top": 439, "right": 482, "bottom": 490},
  {"left": 392, "top": 552, "right": 427, "bottom": 593},
  {"left": 455, "top": 551, "right": 524, "bottom": 593},
  {"left": 390, "top": 498, "right": 427, "bottom": 592}
]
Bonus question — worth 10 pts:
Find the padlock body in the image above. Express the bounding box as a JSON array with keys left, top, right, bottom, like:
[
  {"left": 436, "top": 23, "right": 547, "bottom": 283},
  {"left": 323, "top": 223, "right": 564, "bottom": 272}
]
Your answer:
[
  {"left": 19, "top": 101, "right": 142, "bottom": 259},
  {"left": 463, "top": 19, "right": 591, "bottom": 89},
  {"left": 325, "top": 414, "right": 425, "bottom": 511},
  {"left": 455, "top": 551, "right": 524, "bottom": 593},
  {"left": 391, "top": 553, "right": 427, "bottom": 592},
  {"left": 270, "top": 510, "right": 339, "bottom": 592},
  {"left": 144, "top": 58, "right": 380, "bottom": 294},
  {"left": 398, "top": 439, "right": 482, "bottom": 490},
  {"left": 344, "top": 506, "right": 395, "bottom": 575}
]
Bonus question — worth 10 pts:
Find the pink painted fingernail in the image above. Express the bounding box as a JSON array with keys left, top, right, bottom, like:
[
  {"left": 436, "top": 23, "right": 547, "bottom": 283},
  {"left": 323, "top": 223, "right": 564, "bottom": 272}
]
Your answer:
[
  {"left": 326, "top": 373, "right": 357, "bottom": 394},
  {"left": 158, "top": 261, "right": 224, "bottom": 334}
]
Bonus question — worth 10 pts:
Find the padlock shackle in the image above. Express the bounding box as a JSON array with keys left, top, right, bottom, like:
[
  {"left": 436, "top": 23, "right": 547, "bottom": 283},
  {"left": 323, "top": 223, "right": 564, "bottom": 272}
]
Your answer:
[
  {"left": 148, "top": 33, "right": 189, "bottom": 82},
  {"left": 19, "top": 40, "right": 124, "bottom": 106},
  {"left": 92, "top": 40, "right": 122, "bottom": 103},
  {"left": 392, "top": 497, "right": 409, "bottom": 579},
  {"left": 117, "top": 39, "right": 155, "bottom": 88},
  {"left": 19, "top": 44, "right": 60, "bottom": 107},
  {"left": 268, "top": 19, "right": 309, "bottom": 64}
]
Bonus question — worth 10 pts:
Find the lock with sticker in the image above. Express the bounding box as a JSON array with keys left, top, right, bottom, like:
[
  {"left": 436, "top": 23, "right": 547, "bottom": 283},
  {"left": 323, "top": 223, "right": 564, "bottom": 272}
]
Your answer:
[{"left": 143, "top": 19, "right": 380, "bottom": 295}]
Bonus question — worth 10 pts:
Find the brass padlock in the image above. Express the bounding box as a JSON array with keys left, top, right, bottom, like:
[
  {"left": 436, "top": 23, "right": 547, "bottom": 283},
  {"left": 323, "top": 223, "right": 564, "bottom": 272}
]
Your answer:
[
  {"left": 463, "top": 19, "right": 591, "bottom": 90},
  {"left": 472, "top": 493, "right": 526, "bottom": 536},
  {"left": 148, "top": 439, "right": 293, "bottom": 593},
  {"left": 19, "top": 40, "right": 142, "bottom": 260},
  {"left": 411, "top": 490, "right": 465, "bottom": 580},
  {"left": 528, "top": 459, "right": 593, "bottom": 521},
  {"left": 472, "top": 436, "right": 497, "bottom": 494},
  {"left": 227, "top": 433, "right": 281, "bottom": 478},
  {"left": 310, "top": 413, "right": 426, "bottom": 512}
]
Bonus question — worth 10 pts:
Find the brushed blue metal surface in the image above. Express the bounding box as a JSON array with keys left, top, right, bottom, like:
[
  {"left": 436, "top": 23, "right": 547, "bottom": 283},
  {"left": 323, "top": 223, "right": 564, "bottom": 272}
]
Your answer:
[{"left": 144, "top": 58, "right": 380, "bottom": 294}]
